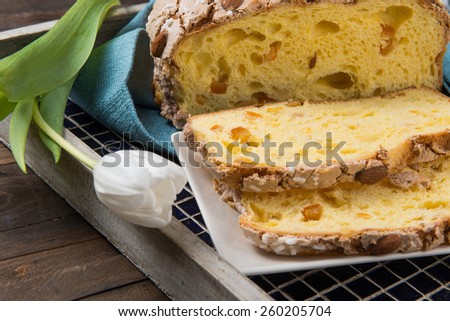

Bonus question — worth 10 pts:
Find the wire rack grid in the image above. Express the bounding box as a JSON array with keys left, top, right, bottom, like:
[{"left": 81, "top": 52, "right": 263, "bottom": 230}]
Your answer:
[{"left": 63, "top": 101, "right": 450, "bottom": 301}]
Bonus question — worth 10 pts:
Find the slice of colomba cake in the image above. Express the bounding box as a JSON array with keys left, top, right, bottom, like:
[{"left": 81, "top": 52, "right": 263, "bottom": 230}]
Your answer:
[
  {"left": 184, "top": 87, "right": 450, "bottom": 192},
  {"left": 215, "top": 157, "right": 450, "bottom": 256}
]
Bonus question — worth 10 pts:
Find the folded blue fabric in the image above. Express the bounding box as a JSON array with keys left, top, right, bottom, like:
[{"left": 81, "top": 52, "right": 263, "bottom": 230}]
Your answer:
[
  {"left": 443, "top": 43, "right": 450, "bottom": 95},
  {"left": 70, "top": 0, "right": 178, "bottom": 158}
]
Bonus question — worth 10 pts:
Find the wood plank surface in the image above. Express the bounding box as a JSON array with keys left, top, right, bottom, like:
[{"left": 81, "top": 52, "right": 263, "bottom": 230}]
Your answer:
[
  {"left": 0, "top": 1, "right": 148, "bottom": 58},
  {"left": 0, "top": 144, "right": 15, "bottom": 165},
  {"left": 0, "top": 239, "right": 148, "bottom": 300},
  {"left": 0, "top": 143, "right": 168, "bottom": 300},
  {"left": 80, "top": 281, "right": 168, "bottom": 301},
  {"left": 0, "top": 215, "right": 100, "bottom": 261},
  {"left": 0, "top": 163, "right": 78, "bottom": 232},
  {"left": 0, "top": 0, "right": 144, "bottom": 31}
]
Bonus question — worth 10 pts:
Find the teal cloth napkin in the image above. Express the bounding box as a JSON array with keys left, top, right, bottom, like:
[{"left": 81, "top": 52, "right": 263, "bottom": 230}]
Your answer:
[
  {"left": 443, "top": 44, "right": 450, "bottom": 95},
  {"left": 70, "top": 0, "right": 178, "bottom": 158}
]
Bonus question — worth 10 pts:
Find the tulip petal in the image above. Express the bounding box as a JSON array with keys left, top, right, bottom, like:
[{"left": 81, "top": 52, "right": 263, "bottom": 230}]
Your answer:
[
  {"left": 94, "top": 161, "right": 150, "bottom": 194},
  {"left": 167, "top": 163, "right": 188, "bottom": 193},
  {"left": 139, "top": 188, "right": 158, "bottom": 209},
  {"left": 95, "top": 192, "right": 146, "bottom": 212},
  {"left": 93, "top": 150, "right": 186, "bottom": 229},
  {"left": 114, "top": 207, "right": 172, "bottom": 228}
]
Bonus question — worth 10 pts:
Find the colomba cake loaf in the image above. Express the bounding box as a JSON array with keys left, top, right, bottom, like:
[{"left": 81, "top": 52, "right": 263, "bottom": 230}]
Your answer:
[
  {"left": 184, "top": 88, "right": 450, "bottom": 192},
  {"left": 147, "top": 0, "right": 449, "bottom": 128},
  {"left": 216, "top": 157, "right": 450, "bottom": 256}
]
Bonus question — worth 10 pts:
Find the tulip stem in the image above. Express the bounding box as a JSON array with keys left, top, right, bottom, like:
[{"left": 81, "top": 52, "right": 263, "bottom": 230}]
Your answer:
[{"left": 32, "top": 103, "right": 97, "bottom": 169}]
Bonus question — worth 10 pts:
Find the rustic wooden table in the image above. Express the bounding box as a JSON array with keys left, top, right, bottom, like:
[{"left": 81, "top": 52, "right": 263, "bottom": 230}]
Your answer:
[
  {"left": 0, "top": 0, "right": 168, "bottom": 301},
  {"left": 2, "top": 0, "right": 450, "bottom": 302}
]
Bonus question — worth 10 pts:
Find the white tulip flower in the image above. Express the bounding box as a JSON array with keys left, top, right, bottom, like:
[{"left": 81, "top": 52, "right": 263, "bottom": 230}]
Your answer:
[
  {"left": 31, "top": 106, "right": 187, "bottom": 228},
  {"left": 93, "top": 150, "right": 187, "bottom": 228}
]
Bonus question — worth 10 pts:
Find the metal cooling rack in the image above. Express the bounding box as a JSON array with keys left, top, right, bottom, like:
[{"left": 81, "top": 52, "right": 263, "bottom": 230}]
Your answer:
[{"left": 64, "top": 101, "right": 450, "bottom": 301}]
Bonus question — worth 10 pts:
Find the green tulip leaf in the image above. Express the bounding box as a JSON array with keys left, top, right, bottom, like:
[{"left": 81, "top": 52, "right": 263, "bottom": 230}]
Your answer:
[
  {"left": 0, "top": 0, "right": 120, "bottom": 102},
  {"left": 9, "top": 100, "right": 34, "bottom": 173},
  {"left": 39, "top": 76, "right": 76, "bottom": 163},
  {"left": 0, "top": 92, "right": 17, "bottom": 121}
]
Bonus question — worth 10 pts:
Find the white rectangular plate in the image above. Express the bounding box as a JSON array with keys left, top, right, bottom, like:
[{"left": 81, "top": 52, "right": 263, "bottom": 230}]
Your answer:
[{"left": 172, "top": 132, "right": 450, "bottom": 276}]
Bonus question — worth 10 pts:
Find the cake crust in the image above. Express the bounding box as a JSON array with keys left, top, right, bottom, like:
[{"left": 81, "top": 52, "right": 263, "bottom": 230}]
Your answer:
[
  {"left": 147, "top": 0, "right": 450, "bottom": 128},
  {"left": 240, "top": 223, "right": 449, "bottom": 256}
]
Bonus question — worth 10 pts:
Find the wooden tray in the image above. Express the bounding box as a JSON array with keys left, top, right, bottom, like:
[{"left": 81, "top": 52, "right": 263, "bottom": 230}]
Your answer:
[{"left": 0, "top": 3, "right": 270, "bottom": 301}]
